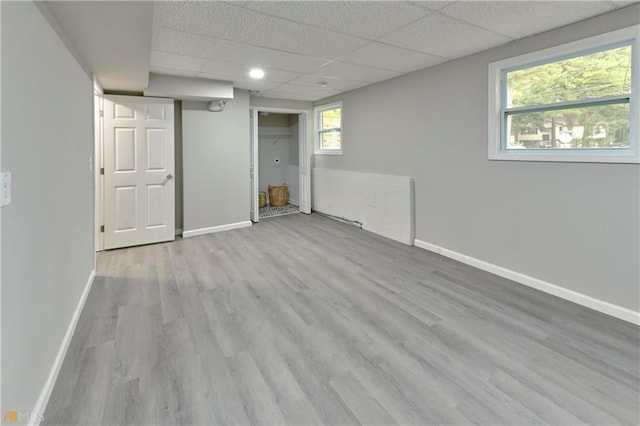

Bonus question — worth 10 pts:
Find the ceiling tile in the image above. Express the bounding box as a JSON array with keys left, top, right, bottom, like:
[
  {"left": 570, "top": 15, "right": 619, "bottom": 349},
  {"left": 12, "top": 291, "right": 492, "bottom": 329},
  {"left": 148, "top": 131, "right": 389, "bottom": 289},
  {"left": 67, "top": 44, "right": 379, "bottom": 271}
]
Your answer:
[
  {"left": 380, "top": 13, "right": 511, "bottom": 59},
  {"left": 609, "top": 1, "right": 639, "bottom": 6},
  {"left": 208, "top": 40, "right": 331, "bottom": 73},
  {"left": 231, "top": 79, "right": 282, "bottom": 92},
  {"left": 441, "top": 1, "right": 616, "bottom": 39},
  {"left": 243, "top": 1, "right": 430, "bottom": 39},
  {"left": 261, "top": 84, "right": 344, "bottom": 102},
  {"left": 150, "top": 51, "right": 204, "bottom": 73},
  {"left": 287, "top": 75, "right": 367, "bottom": 92},
  {"left": 222, "top": 7, "right": 369, "bottom": 58},
  {"left": 152, "top": 26, "right": 221, "bottom": 59},
  {"left": 146, "top": 0, "right": 629, "bottom": 101},
  {"left": 338, "top": 42, "right": 448, "bottom": 73},
  {"left": 149, "top": 66, "right": 199, "bottom": 78},
  {"left": 200, "top": 59, "right": 300, "bottom": 83},
  {"left": 196, "top": 72, "right": 282, "bottom": 91},
  {"left": 257, "top": 91, "right": 317, "bottom": 102},
  {"left": 410, "top": 1, "right": 456, "bottom": 11},
  {"left": 314, "top": 61, "right": 403, "bottom": 83},
  {"left": 154, "top": 1, "right": 244, "bottom": 38}
]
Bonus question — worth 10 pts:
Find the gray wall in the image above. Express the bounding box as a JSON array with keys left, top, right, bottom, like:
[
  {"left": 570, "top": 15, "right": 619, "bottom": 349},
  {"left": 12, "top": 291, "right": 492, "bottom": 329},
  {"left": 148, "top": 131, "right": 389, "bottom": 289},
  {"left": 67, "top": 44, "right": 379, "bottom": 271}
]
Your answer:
[
  {"left": 182, "top": 90, "right": 250, "bottom": 232},
  {"left": 259, "top": 112, "right": 290, "bottom": 128},
  {"left": 250, "top": 96, "right": 312, "bottom": 112},
  {"left": 314, "top": 5, "right": 640, "bottom": 312},
  {"left": 1, "top": 0, "right": 94, "bottom": 412}
]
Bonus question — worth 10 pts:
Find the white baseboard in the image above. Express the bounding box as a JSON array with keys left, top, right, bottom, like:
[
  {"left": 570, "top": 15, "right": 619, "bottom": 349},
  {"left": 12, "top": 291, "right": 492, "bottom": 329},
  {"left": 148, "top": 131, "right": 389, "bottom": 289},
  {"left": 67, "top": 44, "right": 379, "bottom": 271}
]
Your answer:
[
  {"left": 413, "top": 239, "right": 640, "bottom": 326},
  {"left": 289, "top": 199, "right": 299, "bottom": 206},
  {"left": 29, "top": 269, "right": 96, "bottom": 426},
  {"left": 182, "top": 221, "right": 252, "bottom": 239}
]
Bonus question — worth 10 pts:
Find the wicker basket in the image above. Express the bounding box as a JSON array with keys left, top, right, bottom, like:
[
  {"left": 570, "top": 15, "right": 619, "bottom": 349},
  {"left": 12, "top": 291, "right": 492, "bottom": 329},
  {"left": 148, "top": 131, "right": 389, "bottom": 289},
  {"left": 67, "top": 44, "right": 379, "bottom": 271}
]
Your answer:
[
  {"left": 268, "top": 184, "right": 289, "bottom": 207},
  {"left": 258, "top": 191, "right": 267, "bottom": 208}
]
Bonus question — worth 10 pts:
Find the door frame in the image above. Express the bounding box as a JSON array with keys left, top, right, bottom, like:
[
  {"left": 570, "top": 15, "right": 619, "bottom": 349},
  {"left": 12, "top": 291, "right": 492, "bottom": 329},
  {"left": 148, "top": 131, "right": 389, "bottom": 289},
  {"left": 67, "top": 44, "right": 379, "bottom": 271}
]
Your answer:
[
  {"left": 250, "top": 109, "right": 259, "bottom": 222},
  {"left": 93, "top": 77, "right": 104, "bottom": 252},
  {"left": 249, "top": 107, "right": 312, "bottom": 222}
]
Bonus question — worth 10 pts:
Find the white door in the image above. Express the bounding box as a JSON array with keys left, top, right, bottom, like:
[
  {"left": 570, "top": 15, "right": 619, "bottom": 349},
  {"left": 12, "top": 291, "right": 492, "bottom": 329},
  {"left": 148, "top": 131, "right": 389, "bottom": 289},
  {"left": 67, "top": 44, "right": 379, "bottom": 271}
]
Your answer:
[
  {"left": 103, "top": 95, "right": 175, "bottom": 249},
  {"left": 298, "top": 113, "right": 311, "bottom": 214},
  {"left": 250, "top": 109, "right": 259, "bottom": 223}
]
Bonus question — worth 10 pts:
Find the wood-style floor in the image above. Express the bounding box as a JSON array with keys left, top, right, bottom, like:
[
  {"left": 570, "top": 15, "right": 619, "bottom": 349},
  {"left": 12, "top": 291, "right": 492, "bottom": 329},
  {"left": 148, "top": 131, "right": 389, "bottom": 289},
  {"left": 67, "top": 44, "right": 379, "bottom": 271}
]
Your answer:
[{"left": 44, "top": 213, "right": 639, "bottom": 425}]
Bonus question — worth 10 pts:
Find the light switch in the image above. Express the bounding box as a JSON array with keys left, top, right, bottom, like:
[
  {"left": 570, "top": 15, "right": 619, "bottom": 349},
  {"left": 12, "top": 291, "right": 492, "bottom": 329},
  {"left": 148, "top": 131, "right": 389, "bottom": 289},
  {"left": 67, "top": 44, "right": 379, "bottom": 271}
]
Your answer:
[{"left": 0, "top": 172, "right": 11, "bottom": 207}]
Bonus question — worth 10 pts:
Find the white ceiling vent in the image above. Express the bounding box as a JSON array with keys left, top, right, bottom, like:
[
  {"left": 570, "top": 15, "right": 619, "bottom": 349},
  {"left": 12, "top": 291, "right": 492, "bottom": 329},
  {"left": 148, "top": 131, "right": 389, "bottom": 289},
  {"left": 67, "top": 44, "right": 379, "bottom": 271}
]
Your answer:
[{"left": 144, "top": 73, "right": 234, "bottom": 102}]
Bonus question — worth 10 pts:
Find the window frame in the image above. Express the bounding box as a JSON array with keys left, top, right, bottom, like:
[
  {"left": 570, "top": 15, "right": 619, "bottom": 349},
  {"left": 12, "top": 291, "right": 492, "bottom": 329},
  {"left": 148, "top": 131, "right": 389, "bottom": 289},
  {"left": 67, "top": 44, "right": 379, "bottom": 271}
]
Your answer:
[
  {"left": 488, "top": 25, "right": 640, "bottom": 163},
  {"left": 314, "top": 101, "right": 343, "bottom": 155}
]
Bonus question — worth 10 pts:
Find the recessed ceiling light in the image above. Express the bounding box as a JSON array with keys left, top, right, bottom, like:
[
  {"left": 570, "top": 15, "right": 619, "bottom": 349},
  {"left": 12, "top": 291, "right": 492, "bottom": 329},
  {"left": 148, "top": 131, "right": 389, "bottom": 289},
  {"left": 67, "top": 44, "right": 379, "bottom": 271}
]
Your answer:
[{"left": 249, "top": 68, "right": 265, "bottom": 79}]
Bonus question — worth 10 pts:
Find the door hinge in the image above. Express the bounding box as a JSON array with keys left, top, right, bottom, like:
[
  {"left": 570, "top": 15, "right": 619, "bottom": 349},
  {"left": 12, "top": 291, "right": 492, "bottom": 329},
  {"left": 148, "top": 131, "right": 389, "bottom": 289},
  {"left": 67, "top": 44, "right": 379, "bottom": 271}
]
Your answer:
[
  {"left": 100, "top": 225, "right": 105, "bottom": 233},
  {"left": 100, "top": 167, "right": 104, "bottom": 175}
]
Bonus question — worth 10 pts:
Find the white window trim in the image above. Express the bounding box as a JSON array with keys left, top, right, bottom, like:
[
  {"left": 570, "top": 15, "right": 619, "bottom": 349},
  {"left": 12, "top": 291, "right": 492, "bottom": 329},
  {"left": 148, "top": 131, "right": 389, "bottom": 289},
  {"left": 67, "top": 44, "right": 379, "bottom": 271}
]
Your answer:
[
  {"left": 315, "top": 101, "right": 343, "bottom": 155},
  {"left": 488, "top": 25, "right": 640, "bottom": 163}
]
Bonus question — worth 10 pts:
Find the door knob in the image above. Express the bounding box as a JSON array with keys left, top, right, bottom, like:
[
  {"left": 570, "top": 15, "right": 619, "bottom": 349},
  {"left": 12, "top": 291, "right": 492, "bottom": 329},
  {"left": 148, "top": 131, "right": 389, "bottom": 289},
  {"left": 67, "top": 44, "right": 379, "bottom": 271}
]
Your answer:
[{"left": 166, "top": 174, "right": 173, "bottom": 180}]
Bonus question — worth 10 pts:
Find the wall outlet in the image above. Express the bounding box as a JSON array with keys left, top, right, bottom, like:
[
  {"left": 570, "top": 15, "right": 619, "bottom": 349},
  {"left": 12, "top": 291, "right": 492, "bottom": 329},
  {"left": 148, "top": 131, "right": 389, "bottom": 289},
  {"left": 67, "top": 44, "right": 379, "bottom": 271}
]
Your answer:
[{"left": 0, "top": 172, "right": 11, "bottom": 207}]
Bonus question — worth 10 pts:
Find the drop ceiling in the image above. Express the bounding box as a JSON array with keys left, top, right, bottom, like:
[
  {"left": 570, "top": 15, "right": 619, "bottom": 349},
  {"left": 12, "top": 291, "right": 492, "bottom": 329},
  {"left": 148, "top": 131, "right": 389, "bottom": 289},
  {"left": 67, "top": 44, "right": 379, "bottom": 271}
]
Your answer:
[{"left": 46, "top": 1, "right": 638, "bottom": 102}]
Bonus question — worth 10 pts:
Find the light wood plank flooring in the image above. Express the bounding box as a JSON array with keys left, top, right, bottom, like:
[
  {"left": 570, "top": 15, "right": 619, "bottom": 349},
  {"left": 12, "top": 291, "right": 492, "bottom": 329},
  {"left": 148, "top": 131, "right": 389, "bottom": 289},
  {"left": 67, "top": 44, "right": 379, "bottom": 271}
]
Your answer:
[{"left": 44, "top": 213, "right": 640, "bottom": 425}]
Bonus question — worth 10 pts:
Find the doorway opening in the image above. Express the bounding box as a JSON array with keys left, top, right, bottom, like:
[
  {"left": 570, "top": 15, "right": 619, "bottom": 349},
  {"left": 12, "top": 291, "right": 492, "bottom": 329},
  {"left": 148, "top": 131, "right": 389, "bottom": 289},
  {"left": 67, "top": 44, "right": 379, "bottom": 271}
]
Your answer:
[
  {"left": 258, "top": 112, "right": 299, "bottom": 218},
  {"left": 250, "top": 108, "right": 311, "bottom": 223}
]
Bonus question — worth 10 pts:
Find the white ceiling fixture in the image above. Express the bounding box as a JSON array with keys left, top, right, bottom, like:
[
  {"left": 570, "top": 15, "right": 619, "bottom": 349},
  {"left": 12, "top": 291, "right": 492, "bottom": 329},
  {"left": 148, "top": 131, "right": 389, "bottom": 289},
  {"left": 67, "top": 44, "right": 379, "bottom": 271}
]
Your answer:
[
  {"left": 208, "top": 100, "right": 227, "bottom": 112},
  {"left": 43, "top": 1, "right": 637, "bottom": 101},
  {"left": 249, "top": 68, "right": 265, "bottom": 79}
]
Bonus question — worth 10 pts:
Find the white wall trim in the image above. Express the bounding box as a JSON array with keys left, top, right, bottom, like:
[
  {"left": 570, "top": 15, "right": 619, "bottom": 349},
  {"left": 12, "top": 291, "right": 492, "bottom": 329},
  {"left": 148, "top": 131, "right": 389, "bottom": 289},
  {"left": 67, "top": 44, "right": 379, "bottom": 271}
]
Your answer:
[
  {"left": 94, "top": 86, "right": 104, "bottom": 253},
  {"left": 183, "top": 221, "right": 252, "bottom": 239},
  {"left": 29, "top": 270, "right": 96, "bottom": 426},
  {"left": 313, "top": 168, "right": 414, "bottom": 245},
  {"left": 414, "top": 239, "right": 640, "bottom": 326}
]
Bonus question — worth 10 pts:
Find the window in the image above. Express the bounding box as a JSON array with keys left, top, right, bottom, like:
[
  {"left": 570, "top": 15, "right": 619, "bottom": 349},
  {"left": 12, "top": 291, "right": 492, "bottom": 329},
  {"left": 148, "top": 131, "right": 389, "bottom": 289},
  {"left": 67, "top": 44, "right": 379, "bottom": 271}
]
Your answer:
[
  {"left": 315, "top": 102, "right": 342, "bottom": 155},
  {"left": 489, "top": 25, "right": 639, "bottom": 163}
]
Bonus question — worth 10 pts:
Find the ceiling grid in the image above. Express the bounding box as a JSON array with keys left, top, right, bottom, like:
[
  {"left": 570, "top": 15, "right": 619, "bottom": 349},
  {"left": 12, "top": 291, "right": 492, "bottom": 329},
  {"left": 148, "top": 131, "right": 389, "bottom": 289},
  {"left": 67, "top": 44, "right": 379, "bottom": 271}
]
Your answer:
[{"left": 46, "top": 0, "right": 638, "bottom": 100}]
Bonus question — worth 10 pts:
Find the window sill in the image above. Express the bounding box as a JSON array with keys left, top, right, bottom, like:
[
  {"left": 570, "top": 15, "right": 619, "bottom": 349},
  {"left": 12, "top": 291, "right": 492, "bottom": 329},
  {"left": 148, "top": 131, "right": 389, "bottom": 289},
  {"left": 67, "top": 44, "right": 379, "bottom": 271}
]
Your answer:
[
  {"left": 315, "top": 150, "right": 343, "bottom": 156},
  {"left": 489, "top": 149, "right": 640, "bottom": 164}
]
